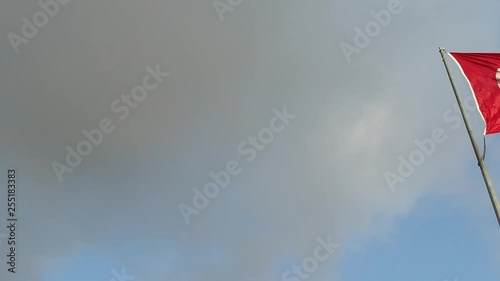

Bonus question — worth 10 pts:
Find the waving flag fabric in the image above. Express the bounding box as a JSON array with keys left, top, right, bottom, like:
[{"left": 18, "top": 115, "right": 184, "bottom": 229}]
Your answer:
[{"left": 448, "top": 52, "right": 500, "bottom": 135}]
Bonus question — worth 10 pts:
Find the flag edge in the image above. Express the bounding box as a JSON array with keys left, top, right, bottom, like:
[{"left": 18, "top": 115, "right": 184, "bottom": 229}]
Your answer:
[{"left": 446, "top": 51, "right": 488, "bottom": 135}]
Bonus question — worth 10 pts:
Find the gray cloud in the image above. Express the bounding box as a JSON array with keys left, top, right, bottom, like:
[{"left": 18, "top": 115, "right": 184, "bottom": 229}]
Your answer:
[{"left": 0, "top": 0, "right": 499, "bottom": 280}]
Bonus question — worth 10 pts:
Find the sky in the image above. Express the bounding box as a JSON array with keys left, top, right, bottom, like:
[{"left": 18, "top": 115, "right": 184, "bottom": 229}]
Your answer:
[{"left": 0, "top": 0, "right": 499, "bottom": 281}]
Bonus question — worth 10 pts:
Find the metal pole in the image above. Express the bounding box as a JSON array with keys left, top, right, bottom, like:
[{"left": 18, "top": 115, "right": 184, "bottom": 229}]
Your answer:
[{"left": 439, "top": 47, "right": 500, "bottom": 227}]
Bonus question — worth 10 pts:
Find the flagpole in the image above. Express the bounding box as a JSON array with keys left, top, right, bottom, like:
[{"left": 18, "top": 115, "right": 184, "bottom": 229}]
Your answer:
[{"left": 439, "top": 47, "right": 500, "bottom": 227}]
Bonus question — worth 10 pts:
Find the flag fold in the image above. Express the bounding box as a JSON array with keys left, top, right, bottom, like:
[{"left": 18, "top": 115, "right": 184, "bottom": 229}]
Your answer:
[{"left": 448, "top": 52, "right": 500, "bottom": 135}]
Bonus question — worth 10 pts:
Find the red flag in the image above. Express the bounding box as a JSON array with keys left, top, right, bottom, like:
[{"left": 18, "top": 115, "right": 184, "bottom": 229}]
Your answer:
[{"left": 448, "top": 52, "right": 500, "bottom": 135}]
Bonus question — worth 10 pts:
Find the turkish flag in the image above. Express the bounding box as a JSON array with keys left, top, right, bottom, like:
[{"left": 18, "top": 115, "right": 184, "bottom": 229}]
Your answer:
[{"left": 448, "top": 52, "right": 500, "bottom": 135}]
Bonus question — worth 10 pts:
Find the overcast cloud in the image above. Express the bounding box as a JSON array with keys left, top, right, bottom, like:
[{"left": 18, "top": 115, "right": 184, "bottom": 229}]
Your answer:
[{"left": 0, "top": 0, "right": 499, "bottom": 281}]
